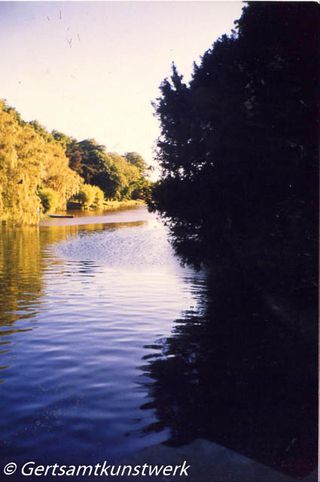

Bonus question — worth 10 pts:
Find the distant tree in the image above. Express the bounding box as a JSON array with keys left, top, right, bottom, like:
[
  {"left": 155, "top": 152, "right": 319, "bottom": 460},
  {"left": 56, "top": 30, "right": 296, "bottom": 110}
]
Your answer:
[
  {"left": 0, "top": 99, "right": 149, "bottom": 225},
  {"left": 51, "top": 130, "right": 71, "bottom": 148},
  {"left": 29, "top": 120, "right": 52, "bottom": 140},
  {"left": 74, "top": 184, "right": 105, "bottom": 210},
  {"left": 53, "top": 133, "right": 151, "bottom": 202},
  {"left": 124, "top": 152, "right": 148, "bottom": 174},
  {"left": 32, "top": 124, "right": 82, "bottom": 210},
  {"left": 52, "top": 131, "right": 83, "bottom": 173}
]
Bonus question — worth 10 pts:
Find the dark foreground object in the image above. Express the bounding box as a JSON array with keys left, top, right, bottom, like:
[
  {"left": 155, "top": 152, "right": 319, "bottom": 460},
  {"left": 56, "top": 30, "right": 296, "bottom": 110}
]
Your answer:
[
  {"left": 124, "top": 439, "right": 317, "bottom": 482},
  {"left": 140, "top": 266, "right": 318, "bottom": 479}
]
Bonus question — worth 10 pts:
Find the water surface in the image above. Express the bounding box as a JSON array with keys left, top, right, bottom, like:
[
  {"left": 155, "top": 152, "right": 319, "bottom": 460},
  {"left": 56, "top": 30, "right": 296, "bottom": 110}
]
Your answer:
[
  {"left": 0, "top": 207, "right": 202, "bottom": 464},
  {"left": 0, "top": 206, "right": 317, "bottom": 479}
]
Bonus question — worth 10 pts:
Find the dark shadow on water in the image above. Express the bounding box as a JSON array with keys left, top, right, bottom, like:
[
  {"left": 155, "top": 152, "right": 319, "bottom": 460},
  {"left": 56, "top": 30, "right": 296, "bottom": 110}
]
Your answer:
[{"left": 140, "top": 266, "right": 318, "bottom": 478}]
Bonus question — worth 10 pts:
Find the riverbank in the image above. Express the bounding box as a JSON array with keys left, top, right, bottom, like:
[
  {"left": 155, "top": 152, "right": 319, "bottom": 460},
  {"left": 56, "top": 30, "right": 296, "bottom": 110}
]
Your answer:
[
  {"left": 0, "top": 200, "right": 146, "bottom": 227},
  {"left": 40, "top": 204, "right": 150, "bottom": 227},
  {"left": 102, "top": 199, "right": 145, "bottom": 211},
  {"left": 66, "top": 199, "right": 144, "bottom": 213}
]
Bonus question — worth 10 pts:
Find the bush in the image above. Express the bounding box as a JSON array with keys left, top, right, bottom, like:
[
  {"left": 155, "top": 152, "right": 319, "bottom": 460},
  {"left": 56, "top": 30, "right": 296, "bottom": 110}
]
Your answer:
[
  {"left": 38, "top": 187, "right": 59, "bottom": 213},
  {"left": 76, "top": 184, "right": 105, "bottom": 210}
]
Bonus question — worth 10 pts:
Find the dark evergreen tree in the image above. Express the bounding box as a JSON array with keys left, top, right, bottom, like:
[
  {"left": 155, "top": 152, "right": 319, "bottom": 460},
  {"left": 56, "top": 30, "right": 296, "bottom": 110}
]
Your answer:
[{"left": 151, "top": 2, "right": 319, "bottom": 293}]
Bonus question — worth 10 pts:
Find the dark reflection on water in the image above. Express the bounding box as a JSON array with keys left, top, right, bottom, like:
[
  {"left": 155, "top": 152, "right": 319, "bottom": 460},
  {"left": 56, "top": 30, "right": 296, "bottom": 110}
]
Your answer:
[
  {"left": 0, "top": 208, "right": 317, "bottom": 479},
  {"left": 140, "top": 268, "right": 317, "bottom": 478}
]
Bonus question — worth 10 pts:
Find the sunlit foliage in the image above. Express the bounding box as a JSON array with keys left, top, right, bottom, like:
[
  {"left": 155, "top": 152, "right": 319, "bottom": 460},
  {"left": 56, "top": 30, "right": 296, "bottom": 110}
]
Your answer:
[
  {"left": 0, "top": 101, "right": 44, "bottom": 225},
  {"left": 38, "top": 187, "right": 60, "bottom": 214},
  {"left": 0, "top": 101, "right": 83, "bottom": 224},
  {"left": 52, "top": 133, "right": 151, "bottom": 201},
  {"left": 124, "top": 152, "right": 148, "bottom": 174},
  {"left": 0, "top": 101, "right": 150, "bottom": 225},
  {"left": 74, "top": 184, "right": 105, "bottom": 210}
]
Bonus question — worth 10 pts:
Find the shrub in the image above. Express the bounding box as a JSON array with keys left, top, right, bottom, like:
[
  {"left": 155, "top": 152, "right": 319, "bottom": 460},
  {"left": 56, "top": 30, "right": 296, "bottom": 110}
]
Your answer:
[
  {"left": 76, "top": 184, "right": 105, "bottom": 210},
  {"left": 38, "top": 187, "right": 59, "bottom": 213}
]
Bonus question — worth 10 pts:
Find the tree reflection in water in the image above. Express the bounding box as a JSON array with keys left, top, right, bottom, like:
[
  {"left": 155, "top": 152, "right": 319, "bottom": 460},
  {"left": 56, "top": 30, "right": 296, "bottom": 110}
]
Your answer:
[
  {"left": 0, "top": 223, "right": 99, "bottom": 382},
  {"left": 0, "top": 225, "right": 81, "bottom": 326},
  {"left": 0, "top": 220, "right": 146, "bottom": 327},
  {"left": 0, "top": 220, "right": 148, "bottom": 381},
  {"left": 140, "top": 267, "right": 317, "bottom": 479}
]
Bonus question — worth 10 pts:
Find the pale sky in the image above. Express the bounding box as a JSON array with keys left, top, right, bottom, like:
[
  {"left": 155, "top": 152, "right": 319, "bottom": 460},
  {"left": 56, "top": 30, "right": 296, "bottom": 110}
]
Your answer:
[{"left": 0, "top": 1, "right": 243, "bottom": 166}]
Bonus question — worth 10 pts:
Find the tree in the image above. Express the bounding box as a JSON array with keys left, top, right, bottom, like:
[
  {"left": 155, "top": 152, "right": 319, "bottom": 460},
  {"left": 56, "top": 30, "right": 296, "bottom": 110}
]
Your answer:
[
  {"left": 151, "top": 2, "right": 319, "bottom": 289},
  {"left": 53, "top": 133, "right": 151, "bottom": 202},
  {"left": 73, "top": 184, "right": 105, "bottom": 210},
  {"left": 38, "top": 187, "right": 59, "bottom": 213},
  {"left": 0, "top": 101, "right": 82, "bottom": 224},
  {"left": 124, "top": 152, "right": 148, "bottom": 174},
  {"left": 0, "top": 102, "right": 44, "bottom": 225},
  {"left": 0, "top": 99, "right": 151, "bottom": 225},
  {"left": 52, "top": 131, "right": 83, "bottom": 173}
]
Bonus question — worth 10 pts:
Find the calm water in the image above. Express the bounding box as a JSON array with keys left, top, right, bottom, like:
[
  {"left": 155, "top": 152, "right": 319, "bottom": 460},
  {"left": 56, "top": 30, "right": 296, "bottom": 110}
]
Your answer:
[
  {"left": 0, "top": 206, "right": 317, "bottom": 479},
  {"left": 0, "top": 207, "right": 203, "bottom": 463}
]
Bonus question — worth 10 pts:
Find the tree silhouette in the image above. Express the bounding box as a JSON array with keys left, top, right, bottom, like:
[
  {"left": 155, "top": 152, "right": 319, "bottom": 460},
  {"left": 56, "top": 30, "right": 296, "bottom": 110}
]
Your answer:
[{"left": 150, "top": 2, "right": 319, "bottom": 292}]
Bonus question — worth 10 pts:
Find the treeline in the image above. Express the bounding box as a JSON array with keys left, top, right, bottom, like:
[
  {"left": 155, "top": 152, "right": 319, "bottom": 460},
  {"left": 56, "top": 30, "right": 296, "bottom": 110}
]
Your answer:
[
  {"left": 151, "top": 2, "right": 318, "bottom": 290},
  {"left": 0, "top": 100, "right": 150, "bottom": 225},
  {"left": 51, "top": 132, "right": 151, "bottom": 202}
]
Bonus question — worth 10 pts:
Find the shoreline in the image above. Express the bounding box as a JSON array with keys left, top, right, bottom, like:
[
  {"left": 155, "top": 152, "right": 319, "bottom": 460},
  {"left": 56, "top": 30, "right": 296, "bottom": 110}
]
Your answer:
[
  {"left": 66, "top": 199, "right": 145, "bottom": 213},
  {"left": 40, "top": 204, "right": 150, "bottom": 228}
]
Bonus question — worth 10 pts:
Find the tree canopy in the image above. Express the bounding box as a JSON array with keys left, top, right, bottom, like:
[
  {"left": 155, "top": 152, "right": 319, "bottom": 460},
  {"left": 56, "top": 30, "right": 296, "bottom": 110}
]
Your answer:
[
  {"left": 0, "top": 101, "right": 81, "bottom": 225},
  {"left": 150, "top": 2, "right": 319, "bottom": 290},
  {"left": 0, "top": 102, "right": 150, "bottom": 225},
  {"left": 52, "top": 134, "right": 151, "bottom": 201}
]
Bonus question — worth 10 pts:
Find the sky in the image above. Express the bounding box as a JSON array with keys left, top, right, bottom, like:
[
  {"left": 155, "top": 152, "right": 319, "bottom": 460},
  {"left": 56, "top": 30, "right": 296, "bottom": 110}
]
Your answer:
[{"left": 0, "top": 1, "right": 243, "bottom": 167}]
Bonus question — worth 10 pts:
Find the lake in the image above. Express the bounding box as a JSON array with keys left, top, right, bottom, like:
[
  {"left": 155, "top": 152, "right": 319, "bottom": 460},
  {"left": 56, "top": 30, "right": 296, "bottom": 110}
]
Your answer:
[{"left": 0, "top": 206, "right": 317, "bottom": 479}]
